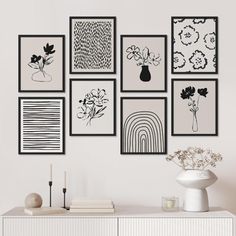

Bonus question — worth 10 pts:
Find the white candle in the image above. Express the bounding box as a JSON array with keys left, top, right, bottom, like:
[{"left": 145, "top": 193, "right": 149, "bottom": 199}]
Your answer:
[
  {"left": 165, "top": 199, "right": 175, "bottom": 209},
  {"left": 50, "top": 164, "right": 52, "bottom": 181},
  {"left": 64, "top": 171, "right": 67, "bottom": 188}
]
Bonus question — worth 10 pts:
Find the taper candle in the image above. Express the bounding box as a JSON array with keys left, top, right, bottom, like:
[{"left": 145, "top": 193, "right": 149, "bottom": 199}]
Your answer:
[
  {"left": 50, "top": 164, "right": 52, "bottom": 181},
  {"left": 64, "top": 171, "right": 67, "bottom": 188}
]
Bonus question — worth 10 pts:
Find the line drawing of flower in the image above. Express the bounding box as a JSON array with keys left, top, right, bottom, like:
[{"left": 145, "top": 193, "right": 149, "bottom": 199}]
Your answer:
[
  {"left": 173, "top": 18, "right": 185, "bottom": 24},
  {"left": 204, "top": 32, "right": 216, "bottom": 50},
  {"left": 189, "top": 50, "right": 208, "bottom": 70},
  {"left": 28, "top": 43, "right": 55, "bottom": 82},
  {"left": 126, "top": 45, "right": 161, "bottom": 82},
  {"left": 180, "top": 86, "right": 208, "bottom": 132},
  {"left": 126, "top": 45, "right": 161, "bottom": 67},
  {"left": 193, "top": 18, "right": 206, "bottom": 24},
  {"left": 77, "top": 88, "right": 109, "bottom": 126},
  {"left": 179, "top": 25, "right": 199, "bottom": 46},
  {"left": 173, "top": 51, "right": 186, "bottom": 69},
  {"left": 126, "top": 45, "right": 141, "bottom": 61}
]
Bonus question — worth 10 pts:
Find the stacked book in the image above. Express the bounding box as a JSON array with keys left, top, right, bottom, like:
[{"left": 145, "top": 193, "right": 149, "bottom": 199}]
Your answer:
[{"left": 69, "top": 199, "right": 115, "bottom": 213}]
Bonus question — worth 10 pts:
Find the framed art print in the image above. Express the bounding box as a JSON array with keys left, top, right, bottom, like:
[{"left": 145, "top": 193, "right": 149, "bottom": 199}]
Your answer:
[
  {"left": 171, "top": 16, "right": 218, "bottom": 74},
  {"left": 121, "top": 97, "right": 167, "bottom": 154},
  {"left": 70, "top": 79, "right": 116, "bottom": 136},
  {"left": 18, "top": 35, "right": 65, "bottom": 92},
  {"left": 70, "top": 17, "right": 116, "bottom": 74},
  {"left": 172, "top": 79, "right": 218, "bottom": 136},
  {"left": 121, "top": 35, "right": 167, "bottom": 92},
  {"left": 19, "top": 97, "right": 65, "bottom": 154}
]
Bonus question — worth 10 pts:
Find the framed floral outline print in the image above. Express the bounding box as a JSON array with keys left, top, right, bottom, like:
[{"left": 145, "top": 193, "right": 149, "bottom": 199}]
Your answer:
[
  {"left": 70, "top": 16, "right": 116, "bottom": 74},
  {"left": 121, "top": 97, "right": 167, "bottom": 154},
  {"left": 171, "top": 16, "right": 218, "bottom": 74},
  {"left": 19, "top": 97, "right": 65, "bottom": 154},
  {"left": 18, "top": 35, "right": 65, "bottom": 92},
  {"left": 121, "top": 35, "right": 167, "bottom": 92},
  {"left": 70, "top": 79, "right": 116, "bottom": 136},
  {"left": 171, "top": 79, "right": 218, "bottom": 136}
]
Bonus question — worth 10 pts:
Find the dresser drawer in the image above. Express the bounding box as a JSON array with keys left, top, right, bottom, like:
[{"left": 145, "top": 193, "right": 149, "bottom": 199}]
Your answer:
[
  {"left": 3, "top": 217, "right": 117, "bottom": 236},
  {"left": 119, "top": 217, "right": 233, "bottom": 236}
]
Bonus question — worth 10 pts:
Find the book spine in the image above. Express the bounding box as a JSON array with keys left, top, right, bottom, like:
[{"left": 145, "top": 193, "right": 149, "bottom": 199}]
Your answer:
[{"left": 70, "top": 205, "right": 114, "bottom": 209}]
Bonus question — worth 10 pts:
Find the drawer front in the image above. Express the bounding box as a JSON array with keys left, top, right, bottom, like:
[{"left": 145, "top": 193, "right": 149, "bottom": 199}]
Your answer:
[
  {"left": 3, "top": 217, "right": 117, "bottom": 236},
  {"left": 119, "top": 218, "right": 233, "bottom": 236}
]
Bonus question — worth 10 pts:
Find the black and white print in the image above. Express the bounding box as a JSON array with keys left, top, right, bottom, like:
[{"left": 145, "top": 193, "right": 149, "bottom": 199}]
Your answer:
[
  {"left": 70, "top": 79, "right": 116, "bottom": 136},
  {"left": 70, "top": 17, "right": 116, "bottom": 74},
  {"left": 172, "top": 79, "right": 218, "bottom": 136},
  {"left": 121, "top": 35, "right": 167, "bottom": 92},
  {"left": 18, "top": 35, "right": 65, "bottom": 92},
  {"left": 171, "top": 17, "right": 218, "bottom": 74},
  {"left": 121, "top": 97, "right": 167, "bottom": 154},
  {"left": 19, "top": 97, "right": 65, "bottom": 154}
]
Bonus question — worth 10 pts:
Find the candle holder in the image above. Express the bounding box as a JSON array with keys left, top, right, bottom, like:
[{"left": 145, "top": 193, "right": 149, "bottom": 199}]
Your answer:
[
  {"left": 62, "top": 188, "right": 69, "bottom": 210},
  {"left": 162, "top": 196, "right": 179, "bottom": 211},
  {"left": 49, "top": 181, "right": 52, "bottom": 207}
]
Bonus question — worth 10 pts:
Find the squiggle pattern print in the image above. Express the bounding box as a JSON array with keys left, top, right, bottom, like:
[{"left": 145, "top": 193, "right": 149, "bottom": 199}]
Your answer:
[{"left": 73, "top": 21, "right": 112, "bottom": 70}]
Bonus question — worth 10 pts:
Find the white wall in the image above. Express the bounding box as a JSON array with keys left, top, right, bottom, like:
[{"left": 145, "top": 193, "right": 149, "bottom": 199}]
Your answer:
[{"left": 0, "top": 0, "right": 236, "bottom": 216}]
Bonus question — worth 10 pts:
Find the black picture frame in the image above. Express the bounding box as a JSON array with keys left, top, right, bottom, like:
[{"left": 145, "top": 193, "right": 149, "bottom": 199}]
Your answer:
[
  {"left": 70, "top": 79, "right": 116, "bottom": 136},
  {"left": 19, "top": 97, "right": 65, "bottom": 154},
  {"left": 121, "top": 35, "right": 167, "bottom": 92},
  {"left": 171, "top": 16, "right": 218, "bottom": 74},
  {"left": 121, "top": 97, "right": 167, "bottom": 154},
  {"left": 69, "top": 16, "right": 116, "bottom": 74},
  {"left": 18, "top": 35, "right": 65, "bottom": 92},
  {"left": 171, "top": 79, "right": 218, "bottom": 136}
]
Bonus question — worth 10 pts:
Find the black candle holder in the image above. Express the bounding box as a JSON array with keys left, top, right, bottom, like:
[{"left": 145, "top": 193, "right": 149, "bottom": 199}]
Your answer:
[
  {"left": 49, "top": 181, "right": 52, "bottom": 207},
  {"left": 62, "top": 188, "right": 69, "bottom": 210}
]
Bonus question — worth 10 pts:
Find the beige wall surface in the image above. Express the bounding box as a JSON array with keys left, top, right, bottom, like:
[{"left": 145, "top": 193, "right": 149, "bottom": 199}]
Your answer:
[{"left": 0, "top": 0, "right": 236, "bottom": 227}]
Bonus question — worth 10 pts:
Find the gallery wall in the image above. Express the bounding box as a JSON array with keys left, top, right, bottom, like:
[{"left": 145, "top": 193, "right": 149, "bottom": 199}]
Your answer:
[{"left": 0, "top": 0, "right": 236, "bottom": 222}]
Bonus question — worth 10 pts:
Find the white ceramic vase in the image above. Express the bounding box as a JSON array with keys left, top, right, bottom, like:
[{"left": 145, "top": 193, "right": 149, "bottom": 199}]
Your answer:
[{"left": 176, "top": 169, "right": 217, "bottom": 212}]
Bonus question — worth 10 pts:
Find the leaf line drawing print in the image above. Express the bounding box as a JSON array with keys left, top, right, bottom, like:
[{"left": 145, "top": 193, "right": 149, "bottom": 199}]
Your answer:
[
  {"left": 28, "top": 43, "right": 56, "bottom": 82},
  {"left": 181, "top": 86, "right": 208, "bottom": 132},
  {"left": 126, "top": 45, "right": 161, "bottom": 82},
  {"left": 77, "top": 88, "right": 109, "bottom": 126}
]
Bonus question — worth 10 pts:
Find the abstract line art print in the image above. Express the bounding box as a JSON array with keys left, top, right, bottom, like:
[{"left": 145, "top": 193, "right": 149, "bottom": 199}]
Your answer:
[
  {"left": 171, "top": 17, "right": 218, "bottom": 74},
  {"left": 70, "top": 79, "right": 116, "bottom": 136},
  {"left": 171, "top": 79, "right": 218, "bottom": 136},
  {"left": 121, "top": 35, "right": 167, "bottom": 92},
  {"left": 70, "top": 17, "right": 116, "bottom": 74},
  {"left": 121, "top": 97, "right": 167, "bottom": 154},
  {"left": 18, "top": 35, "right": 65, "bottom": 92},
  {"left": 19, "top": 97, "right": 65, "bottom": 154}
]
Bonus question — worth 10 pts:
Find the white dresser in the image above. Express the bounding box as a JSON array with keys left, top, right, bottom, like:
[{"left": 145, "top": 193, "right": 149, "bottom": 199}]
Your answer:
[{"left": 2, "top": 206, "right": 235, "bottom": 236}]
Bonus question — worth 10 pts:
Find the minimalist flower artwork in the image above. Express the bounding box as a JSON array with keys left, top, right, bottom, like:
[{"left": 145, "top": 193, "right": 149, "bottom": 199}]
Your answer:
[
  {"left": 180, "top": 86, "right": 208, "bottom": 132},
  {"left": 121, "top": 97, "right": 167, "bottom": 154},
  {"left": 70, "top": 79, "right": 116, "bottom": 136},
  {"left": 28, "top": 43, "right": 55, "bottom": 82},
  {"left": 172, "top": 79, "right": 218, "bottom": 136},
  {"left": 19, "top": 35, "right": 65, "bottom": 92},
  {"left": 77, "top": 88, "right": 109, "bottom": 126},
  {"left": 126, "top": 45, "right": 161, "bottom": 82},
  {"left": 172, "top": 17, "right": 218, "bottom": 73},
  {"left": 70, "top": 17, "right": 116, "bottom": 74},
  {"left": 121, "top": 35, "right": 167, "bottom": 92}
]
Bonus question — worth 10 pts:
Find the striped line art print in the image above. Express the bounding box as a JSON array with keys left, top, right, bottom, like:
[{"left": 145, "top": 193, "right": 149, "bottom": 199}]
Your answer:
[
  {"left": 19, "top": 97, "right": 65, "bottom": 154},
  {"left": 123, "top": 111, "right": 165, "bottom": 153},
  {"left": 121, "top": 97, "right": 167, "bottom": 155}
]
